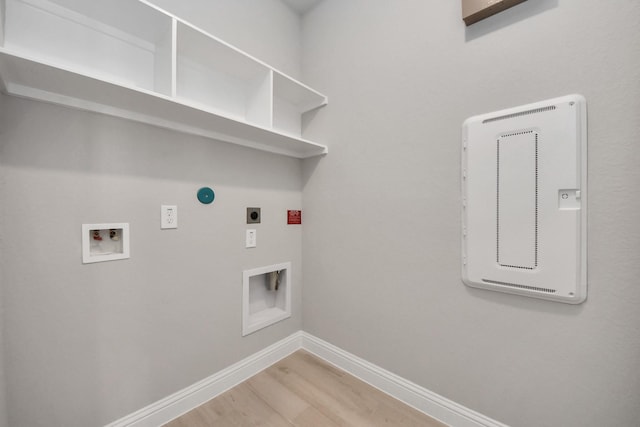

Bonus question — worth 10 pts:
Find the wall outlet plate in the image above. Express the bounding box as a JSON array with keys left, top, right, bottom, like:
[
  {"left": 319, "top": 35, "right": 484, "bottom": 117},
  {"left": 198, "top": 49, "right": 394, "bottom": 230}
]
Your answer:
[{"left": 161, "top": 205, "right": 178, "bottom": 229}]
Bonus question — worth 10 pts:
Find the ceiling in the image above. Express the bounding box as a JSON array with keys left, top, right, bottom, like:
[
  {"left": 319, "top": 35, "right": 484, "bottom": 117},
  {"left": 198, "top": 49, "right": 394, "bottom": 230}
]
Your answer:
[{"left": 280, "top": 0, "right": 324, "bottom": 15}]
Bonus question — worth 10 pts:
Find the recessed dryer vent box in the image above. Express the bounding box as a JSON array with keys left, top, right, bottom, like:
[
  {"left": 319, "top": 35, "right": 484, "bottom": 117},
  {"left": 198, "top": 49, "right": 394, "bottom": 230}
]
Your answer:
[
  {"left": 242, "top": 262, "right": 291, "bottom": 336},
  {"left": 462, "top": 95, "right": 587, "bottom": 304}
]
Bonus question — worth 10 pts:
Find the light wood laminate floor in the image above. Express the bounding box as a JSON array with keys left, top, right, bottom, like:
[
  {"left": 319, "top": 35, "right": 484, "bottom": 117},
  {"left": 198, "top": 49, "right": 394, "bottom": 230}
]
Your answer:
[{"left": 163, "top": 350, "right": 447, "bottom": 427}]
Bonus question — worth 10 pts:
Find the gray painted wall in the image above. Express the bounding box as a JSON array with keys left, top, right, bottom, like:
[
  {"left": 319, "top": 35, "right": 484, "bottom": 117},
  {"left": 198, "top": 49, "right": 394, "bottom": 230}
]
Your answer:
[
  {"left": 0, "top": 1, "right": 303, "bottom": 426},
  {"left": 0, "top": 96, "right": 304, "bottom": 427},
  {"left": 301, "top": 1, "right": 640, "bottom": 427}
]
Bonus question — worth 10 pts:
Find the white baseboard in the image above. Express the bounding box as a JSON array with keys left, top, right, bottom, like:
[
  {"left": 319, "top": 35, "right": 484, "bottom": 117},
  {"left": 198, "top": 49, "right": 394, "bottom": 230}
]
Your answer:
[
  {"left": 104, "top": 332, "right": 303, "bottom": 427},
  {"left": 300, "top": 332, "right": 509, "bottom": 427},
  {"left": 105, "top": 330, "right": 508, "bottom": 427}
]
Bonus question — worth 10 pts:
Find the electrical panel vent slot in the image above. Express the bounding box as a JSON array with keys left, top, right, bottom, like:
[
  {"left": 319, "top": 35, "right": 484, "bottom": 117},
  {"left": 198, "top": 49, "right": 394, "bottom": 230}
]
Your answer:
[
  {"left": 482, "top": 105, "right": 556, "bottom": 124},
  {"left": 496, "top": 130, "right": 538, "bottom": 269},
  {"left": 482, "top": 279, "right": 556, "bottom": 294}
]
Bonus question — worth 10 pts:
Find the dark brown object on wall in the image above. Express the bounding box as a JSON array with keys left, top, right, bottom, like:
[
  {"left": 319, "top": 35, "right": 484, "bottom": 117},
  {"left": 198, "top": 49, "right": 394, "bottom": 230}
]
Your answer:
[{"left": 462, "top": 0, "right": 528, "bottom": 26}]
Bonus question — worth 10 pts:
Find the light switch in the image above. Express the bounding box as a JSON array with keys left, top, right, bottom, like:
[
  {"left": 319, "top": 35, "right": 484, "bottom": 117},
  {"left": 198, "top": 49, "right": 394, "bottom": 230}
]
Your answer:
[{"left": 246, "top": 229, "right": 257, "bottom": 248}]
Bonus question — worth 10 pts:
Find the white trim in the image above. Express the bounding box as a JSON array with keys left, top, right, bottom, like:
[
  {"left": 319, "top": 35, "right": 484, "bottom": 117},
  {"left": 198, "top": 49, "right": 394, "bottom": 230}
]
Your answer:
[
  {"left": 105, "top": 331, "right": 509, "bottom": 427},
  {"left": 300, "top": 333, "right": 510, "bottom": 427},
  {"left": 104, "top": 332, "right": 303, "bottom": 427}
]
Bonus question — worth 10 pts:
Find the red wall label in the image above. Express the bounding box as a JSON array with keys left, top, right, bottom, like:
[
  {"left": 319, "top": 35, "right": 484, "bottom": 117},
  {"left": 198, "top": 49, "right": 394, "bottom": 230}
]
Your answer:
[{"left": 287, "top": 210, "right": 302, "bottom": 225}]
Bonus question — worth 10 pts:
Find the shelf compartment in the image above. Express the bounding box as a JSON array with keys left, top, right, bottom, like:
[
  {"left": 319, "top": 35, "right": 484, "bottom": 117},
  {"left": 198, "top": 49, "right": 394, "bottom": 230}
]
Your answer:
[
  {"left": 273, "top": 71, "right": 327, "bottom": 137},
  {"left": 176, "top": 22, "right": 272, "bottom": 128},
  {"left": 2, "top": 0, "right": 173, "bottom": 94},
  {"left": 242, "top": 262, "right": 291, "bottom": 336}
]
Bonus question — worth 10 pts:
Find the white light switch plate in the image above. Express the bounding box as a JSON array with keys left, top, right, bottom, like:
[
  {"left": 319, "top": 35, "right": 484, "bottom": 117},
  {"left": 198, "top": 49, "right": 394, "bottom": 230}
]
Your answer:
[{"left": 246, "top": 229, "right": 257, "bottom": 248}]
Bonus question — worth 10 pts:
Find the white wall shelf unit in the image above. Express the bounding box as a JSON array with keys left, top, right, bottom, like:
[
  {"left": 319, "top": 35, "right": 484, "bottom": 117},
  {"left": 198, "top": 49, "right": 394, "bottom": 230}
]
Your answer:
[{"left": 0, "top": 0, "right": 328, "bottom": 158}]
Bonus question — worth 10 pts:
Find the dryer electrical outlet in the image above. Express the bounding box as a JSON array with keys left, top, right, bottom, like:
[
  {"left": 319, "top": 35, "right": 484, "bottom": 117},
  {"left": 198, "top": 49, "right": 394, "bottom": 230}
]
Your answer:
[{"left": 462, "top": 95, "right": 587, "bottom": 304}]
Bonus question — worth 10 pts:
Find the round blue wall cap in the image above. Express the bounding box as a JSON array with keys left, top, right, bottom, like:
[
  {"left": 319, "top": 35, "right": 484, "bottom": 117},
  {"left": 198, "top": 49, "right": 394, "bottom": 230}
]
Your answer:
[{"left": 197, "top": 187, "right": 215, "bottom": 204}]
